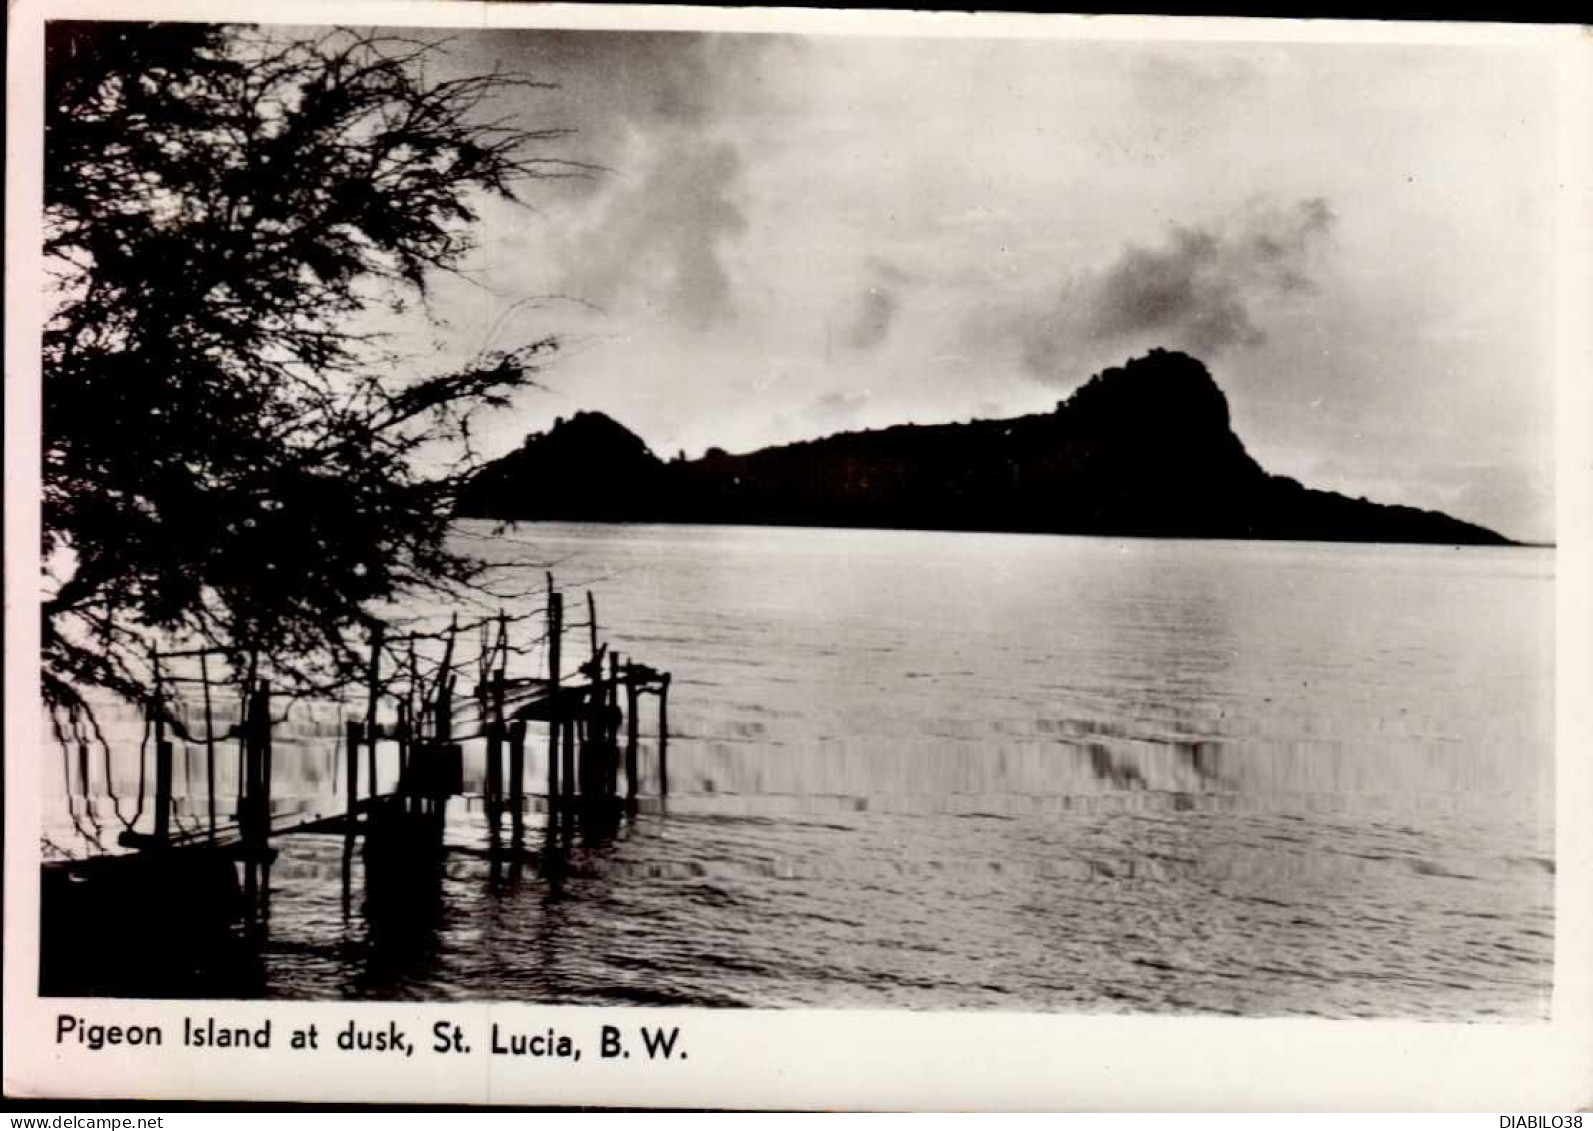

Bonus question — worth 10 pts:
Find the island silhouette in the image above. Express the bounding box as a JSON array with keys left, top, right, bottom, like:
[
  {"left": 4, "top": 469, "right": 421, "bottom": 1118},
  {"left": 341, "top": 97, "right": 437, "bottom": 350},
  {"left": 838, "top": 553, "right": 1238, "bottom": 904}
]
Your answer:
[{"left": 457, "top": 349, "right": 1512, "bottom": 546}]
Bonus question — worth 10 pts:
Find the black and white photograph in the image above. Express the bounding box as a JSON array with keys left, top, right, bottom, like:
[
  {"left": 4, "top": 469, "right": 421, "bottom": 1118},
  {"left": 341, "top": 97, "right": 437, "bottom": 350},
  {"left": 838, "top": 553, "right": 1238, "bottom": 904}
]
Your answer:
[{"left": 5, "top": 0, "right": 1590, "bottom": 1110}]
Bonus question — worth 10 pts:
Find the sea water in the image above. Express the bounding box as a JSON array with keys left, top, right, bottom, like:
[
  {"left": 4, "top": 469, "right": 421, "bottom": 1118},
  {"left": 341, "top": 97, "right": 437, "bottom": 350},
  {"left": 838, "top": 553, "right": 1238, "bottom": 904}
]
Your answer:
[{"left": 42, "top": 523, "right": 1555, "bottom": 1017}]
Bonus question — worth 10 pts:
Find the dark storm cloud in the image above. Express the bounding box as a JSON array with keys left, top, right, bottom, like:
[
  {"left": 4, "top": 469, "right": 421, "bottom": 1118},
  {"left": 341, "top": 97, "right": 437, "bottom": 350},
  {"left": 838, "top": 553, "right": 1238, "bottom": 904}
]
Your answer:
[{"left": 1018, "top": 198, "right": 1336, "bottom": 380}]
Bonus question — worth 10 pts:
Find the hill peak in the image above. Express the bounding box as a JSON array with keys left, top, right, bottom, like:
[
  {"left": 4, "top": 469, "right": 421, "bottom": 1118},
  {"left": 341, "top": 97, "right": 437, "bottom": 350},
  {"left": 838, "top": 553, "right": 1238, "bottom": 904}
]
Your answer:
[
  {"left": 1059, "top": 349, "right": 1232, "bottom": 434},
  {"left": 532, "top": 410, "right": 655, "bottom": 458}
]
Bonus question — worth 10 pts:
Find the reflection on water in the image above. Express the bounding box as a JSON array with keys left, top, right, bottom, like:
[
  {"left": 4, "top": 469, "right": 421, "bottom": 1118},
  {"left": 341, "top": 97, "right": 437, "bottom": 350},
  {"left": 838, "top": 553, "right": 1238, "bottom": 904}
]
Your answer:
[{"left": 42, "top": 526, "right": 1555, "bottom": 1017}]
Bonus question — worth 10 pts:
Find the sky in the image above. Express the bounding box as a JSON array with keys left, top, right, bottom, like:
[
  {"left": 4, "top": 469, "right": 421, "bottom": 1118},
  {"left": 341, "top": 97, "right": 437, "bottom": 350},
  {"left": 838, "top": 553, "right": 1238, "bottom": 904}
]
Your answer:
[{"left": 390, "top": 24, "right": 1560, "bottom": 543}]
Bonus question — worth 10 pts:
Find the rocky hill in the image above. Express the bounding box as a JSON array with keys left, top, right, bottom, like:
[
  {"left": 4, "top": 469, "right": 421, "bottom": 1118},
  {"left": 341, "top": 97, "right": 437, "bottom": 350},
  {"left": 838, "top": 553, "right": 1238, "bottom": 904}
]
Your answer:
[{"left": 455, "top": 349, "right": 1512, "bottom": 546}]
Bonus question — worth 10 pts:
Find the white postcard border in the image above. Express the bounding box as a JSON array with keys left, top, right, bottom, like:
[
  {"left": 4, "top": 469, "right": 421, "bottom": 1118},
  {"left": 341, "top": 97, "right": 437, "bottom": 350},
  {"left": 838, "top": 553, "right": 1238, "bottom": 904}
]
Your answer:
[{"left": 6, "top": 1, "right": 1590, "bottom": 1111}]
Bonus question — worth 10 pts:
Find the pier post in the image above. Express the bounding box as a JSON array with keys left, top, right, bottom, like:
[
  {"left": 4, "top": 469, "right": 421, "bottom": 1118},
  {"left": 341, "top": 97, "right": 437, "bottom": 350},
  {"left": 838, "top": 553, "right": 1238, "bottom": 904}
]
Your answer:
[
  {"left": 76, "top": 738, "right": 90, "bottom": 805},
  {"left": 437, "top": 616, "right": 457, "bottom": 745},
  {"left": 436, "top": 674, "right": 461, "bottom": 809},
  {"left": 579, "top": 591, "right": 602, "bottom": 806},
  {"left": 341, "top": 717, "right": 360, "bottom": 909},
  {"left": 345, "top": 720, "right": 362, "bottom": 823},
  {"left": 364, "top": 624, "right": 383, "bottom": 798},
  {"left": 547, "top": 590, "right": 563, "bottom": 812},
  {"left": 150, "top": 647, "right": 173, "bottom": 844},
  {"left": 243, "top": 682, "right": 273, "bottom": 855},
  {"left": 608, "top": 653, "right": 622, "bottom": 798},
  {"left": 199, "top": 650, "right": 217, "bottom": 836},
  {"left": 153, "top": 728, "right": 173, "bottom": 844},
  {"left": 486, "top": 714, "right": 504, "bottom": 832},
  {"left": 577, "top": 650, "right": 605, "bottom": 805},
  {"left": 403, "top": 637, "right": 418, "bottom": 778},
  {"left": 508, "top": 718, "right": 526, "bottom": 839},
  {"left": 493, "top": 613, "right": 510, "bottom": 832},
  {"left": 437, "top": 674, "right": 454, "bottom": 743},
  {"left": 259, "top": 682, "right": 273, "bottom": 831},
  {"left": 396, "top": 699, "right": 410, "bottom": 781},
  {"left": 625, "top": 676, "right": 640, "bottom": 804},
  {"left": 244, "top": 686, "right": 260, "bottom": 842}
]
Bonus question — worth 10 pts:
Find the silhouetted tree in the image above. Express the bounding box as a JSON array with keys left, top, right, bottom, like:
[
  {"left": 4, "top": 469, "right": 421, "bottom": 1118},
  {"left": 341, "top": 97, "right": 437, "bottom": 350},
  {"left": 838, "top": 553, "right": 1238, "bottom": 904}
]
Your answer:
[{"left": 42, "top": 22, "right": 577, "bottom": 714}]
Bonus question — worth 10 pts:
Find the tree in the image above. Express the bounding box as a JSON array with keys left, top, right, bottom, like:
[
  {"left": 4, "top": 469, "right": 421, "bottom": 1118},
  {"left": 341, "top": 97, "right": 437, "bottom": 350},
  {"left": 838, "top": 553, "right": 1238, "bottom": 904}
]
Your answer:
[{"left": 41, "top": 22, "right": 575, "bottom": 717}]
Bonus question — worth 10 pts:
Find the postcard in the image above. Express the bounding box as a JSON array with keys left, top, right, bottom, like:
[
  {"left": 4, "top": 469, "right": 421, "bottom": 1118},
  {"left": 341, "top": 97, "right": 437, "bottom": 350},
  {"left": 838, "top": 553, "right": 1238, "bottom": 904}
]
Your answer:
[{"left": 5, "top": 0, "right": 1590, "bottom": 1110}]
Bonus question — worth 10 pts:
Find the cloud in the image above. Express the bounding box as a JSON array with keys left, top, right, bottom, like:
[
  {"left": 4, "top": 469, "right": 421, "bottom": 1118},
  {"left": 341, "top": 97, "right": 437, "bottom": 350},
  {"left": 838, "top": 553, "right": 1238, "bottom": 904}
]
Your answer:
[
  {"left": 498, "top": 33, "right": 784, "bottom": 329},
  {"left": 555, "top": 135, "right": 746, "bottom": 328},
  {"left": 1299, "top": 450, "right": 1554, "bottom": 545},
  {"left": 811, "top": 389, "right": 871, "bottom": 424},
  {"left": 1016, "top": 198, "right": 1336, "bottom": 381},
  {"left": 844, "top": 287, "right": 896, "bottom": 351},
  {"left": 839, "top": 259, "right": 908, "bottom": 352}
]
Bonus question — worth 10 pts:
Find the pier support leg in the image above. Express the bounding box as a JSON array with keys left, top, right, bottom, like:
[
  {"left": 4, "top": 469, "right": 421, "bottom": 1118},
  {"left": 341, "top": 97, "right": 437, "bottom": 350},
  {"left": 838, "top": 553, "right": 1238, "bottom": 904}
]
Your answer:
[
  {"left": 343, "top": 719, "right": 360, "bottom": 910},
  {"left": 153, "top": 738, "right": 173, "bottom": 844},
  {"left": 259, "top": 683, "right": 273, "bottom": 831},
  {"left": 508, "top": 719, "right": 526, "bottom": 841},
  {"left": 200, "top": 650, "right": 217, "bottom": 837},
  {"left": 242, "top": 683, "right": 273, "bottom": 853},
  {"left": 345, "top": 721, "right": 362, "bottom": 824},
  {"left": 77, "top": 740, "right": 90, "bottom": 808},
  {"left": 396, "top": 702, "right": 410, "bottom": 782},
  {"left": 625, "top": 683, "right": 640, "bottom": 809},
  {"left": 607, "top": 653, "right": 622, "bottom": 799},
  {"left": 364, "top": 624, "right": 383, "bottom": 797},
  {"left": 486, "top": 720, "right": 504, "bottom": 835},
  {"left": 546, "top": 590, "right": 563, "bottom": 825}
]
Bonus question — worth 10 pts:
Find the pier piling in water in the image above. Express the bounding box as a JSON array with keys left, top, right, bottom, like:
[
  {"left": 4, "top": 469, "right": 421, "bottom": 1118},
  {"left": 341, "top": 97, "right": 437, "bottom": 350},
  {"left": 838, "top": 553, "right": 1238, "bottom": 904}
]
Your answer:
[
  {"left": 242, "top": 682, "right": 273, "bottom": 858},
  {"left": 153, "top": 732, "right": 173, "bottom": 845},
  {"left": 345, "top": 720, "right": 361, "bottom": 826},
  {"left": 486, "top": 720, "right": 503, "bottom": 829},
  {"left": 200, "top": 649, "right": 217, "bottom": 836},
  {"left": 547, "top": 588, "right": 563, "bottom": 812},
  {"left": 508, "top": 718, "right": 526, "bottom": 839},
  {"left": 150, "top": 647, "right": 173, "bottom": 846},
  {"left": 364, "top": 624, "right": 383, "bottom": 797},
  {"left": 607, "top": 652, "right": 622, "bottom": 799},
  {"left": 486, "top": 712, "right": 504, "bottom": 832},
  {"left": 625, "top": 678, "right": 640, "bottom": 805}
]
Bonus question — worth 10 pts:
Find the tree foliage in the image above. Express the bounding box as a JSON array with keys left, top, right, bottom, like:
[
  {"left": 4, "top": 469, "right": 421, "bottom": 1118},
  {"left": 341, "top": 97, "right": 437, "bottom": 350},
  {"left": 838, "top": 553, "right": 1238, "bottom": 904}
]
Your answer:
[{"left": 42, "top": 22, "right": 571, "bottom": 712}]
